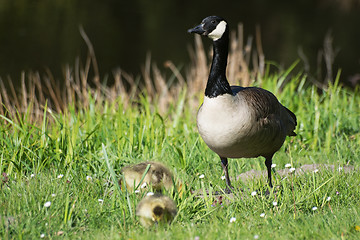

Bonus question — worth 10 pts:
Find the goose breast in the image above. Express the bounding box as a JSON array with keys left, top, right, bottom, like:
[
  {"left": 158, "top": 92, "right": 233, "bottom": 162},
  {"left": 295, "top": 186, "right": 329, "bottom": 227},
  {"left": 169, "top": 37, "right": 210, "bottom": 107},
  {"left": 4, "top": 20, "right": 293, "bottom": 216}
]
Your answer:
[{"left": 197, "top": 89, "right": 289, "bottom": 158}]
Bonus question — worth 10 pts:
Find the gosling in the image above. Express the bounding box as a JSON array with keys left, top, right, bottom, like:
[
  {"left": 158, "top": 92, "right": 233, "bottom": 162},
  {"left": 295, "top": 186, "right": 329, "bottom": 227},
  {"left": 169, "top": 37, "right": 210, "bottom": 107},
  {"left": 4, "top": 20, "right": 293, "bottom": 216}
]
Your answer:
[
  {"left": 119, "top": 161, "right": 175, "bottom": 192},
  {"left": 136, "top": 193, "right": 177, "bottom": 228}
]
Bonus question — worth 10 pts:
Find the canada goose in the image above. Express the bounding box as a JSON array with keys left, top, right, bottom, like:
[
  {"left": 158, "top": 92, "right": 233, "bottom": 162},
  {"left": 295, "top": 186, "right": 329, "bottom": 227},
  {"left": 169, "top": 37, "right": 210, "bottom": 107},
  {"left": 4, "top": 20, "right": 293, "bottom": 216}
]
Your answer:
[
  {"left": 136, "top": 193, "right": 178, "bottom": 228},
  {"left": 188, "top": 16, "right": 297, "bottom": 190},
  {"left": 119, "top": 161, "right": 175, "bottom": 192}
]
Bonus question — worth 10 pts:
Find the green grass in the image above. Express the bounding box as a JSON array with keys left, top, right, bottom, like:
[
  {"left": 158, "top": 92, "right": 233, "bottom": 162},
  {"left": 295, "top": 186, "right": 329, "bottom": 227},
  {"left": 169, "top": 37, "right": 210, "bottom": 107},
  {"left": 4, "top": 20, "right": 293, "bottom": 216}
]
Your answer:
[{"left": 1, "top": 66, "right": 360, "bottom": 239}]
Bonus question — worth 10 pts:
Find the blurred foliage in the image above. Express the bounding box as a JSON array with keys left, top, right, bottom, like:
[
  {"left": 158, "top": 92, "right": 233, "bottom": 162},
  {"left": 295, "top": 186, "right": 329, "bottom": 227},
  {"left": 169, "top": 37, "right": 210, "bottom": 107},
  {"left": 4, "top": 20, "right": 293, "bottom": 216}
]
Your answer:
[{"left": 0, "top": 0, "right": 360, "bottom": 87}]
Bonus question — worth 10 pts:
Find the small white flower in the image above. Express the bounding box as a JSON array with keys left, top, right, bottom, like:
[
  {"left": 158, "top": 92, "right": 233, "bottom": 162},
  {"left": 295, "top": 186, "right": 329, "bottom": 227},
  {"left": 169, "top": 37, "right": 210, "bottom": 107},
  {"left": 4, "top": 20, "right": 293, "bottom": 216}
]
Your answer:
[
  {"left": 134, "top": 190, "right": 140, "bottom": 193},
  {"left": 146, "top": 192, "right": 154, "bottom": 196},
  {"left": 221, "top": 176, "right": 226, "bottom": 180},
  {"left": 338, "top": 166, "right": 343, "bottom": 172},
  {"left": 30, "top": 174, "right": 35, "bottom": 178},
  {"left": 199, "top": 174, "right": 205, "bottom": 179},
  {"left": 251, "top": 191, "right": 257, "bottom": 196},
  {"left": 229, "top": 217, "right": 236, "bottom": 223},
  {"left": 140, "top": 182, "right": 147, "bottom": 188},
  {"left": 51, "top": 193, "right": 56, "bottom": 197},
  {"left": 289, "top": 168, "right": 296, "bottom": 173},
  {"left": 260, "top": 213, "right": 265, "bottom": 218},
  {"left": 44, "top": 201, "right": 51, "bottom": 208},
  {"left": 326, "top": 197, "right": 331, "bottom": 201},
  {"left": 312, "top": 207, "right": 317, "bottom": 211},
  {"left": 285, "top": 163, "right": 292, "bottom": 168},
  {"left": 313, "top": 169, "right": 319, "bottom": 173},
  {"left": 271, "top": 164, "right": 276, "bottom": 168},
  {"left": 273, "top": 201, "right": 278, "bottom": 206},
  {"left": 40, "top": 233, "right": 45, "bottom": 238},
  {"left": 86, "top": 176, "right": 92, "bottom": 181},
  {"left": 98, "top": 199, "right": 104, "bottom": 203},
  {"left": 254, "top": 234, "right": 259, "bottom": 239},
  {"left": 57, "top": 174, "right": 64, "bottom": 179}
]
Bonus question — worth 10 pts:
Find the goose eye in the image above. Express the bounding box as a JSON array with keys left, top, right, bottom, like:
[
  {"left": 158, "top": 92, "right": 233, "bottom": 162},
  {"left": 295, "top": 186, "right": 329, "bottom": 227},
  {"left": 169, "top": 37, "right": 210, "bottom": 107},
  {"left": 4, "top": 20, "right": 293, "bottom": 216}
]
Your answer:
[{"left": 211, "top": 20, "right": 216, "bottom": 24}]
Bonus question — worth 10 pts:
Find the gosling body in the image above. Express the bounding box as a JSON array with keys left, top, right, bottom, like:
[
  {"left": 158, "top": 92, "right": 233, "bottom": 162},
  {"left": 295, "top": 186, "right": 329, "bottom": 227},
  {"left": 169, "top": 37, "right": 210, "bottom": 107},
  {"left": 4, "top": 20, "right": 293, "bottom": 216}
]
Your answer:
[
  {"left": 136, "top": 193, "right": 177, "bottom": 228},
  {"left": 120, "top": 161, "right": 174, "bottom": 191}
]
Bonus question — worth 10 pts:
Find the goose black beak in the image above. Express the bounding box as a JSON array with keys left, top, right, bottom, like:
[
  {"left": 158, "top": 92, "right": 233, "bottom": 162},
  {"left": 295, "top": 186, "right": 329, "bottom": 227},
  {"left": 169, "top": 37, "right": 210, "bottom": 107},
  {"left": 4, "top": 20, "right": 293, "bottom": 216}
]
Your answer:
[{"left": 188, "top": 24, "right": 205, "bottom": 35}]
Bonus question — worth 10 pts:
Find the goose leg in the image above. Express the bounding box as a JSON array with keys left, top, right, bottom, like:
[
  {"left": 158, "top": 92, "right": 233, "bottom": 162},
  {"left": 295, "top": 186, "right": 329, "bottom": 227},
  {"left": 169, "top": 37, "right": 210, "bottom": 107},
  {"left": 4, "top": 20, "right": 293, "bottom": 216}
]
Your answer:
[
  {"left": 220, "top": 157, "right": 232, "bottom": 191},
  {"left": 264, "top": 156, "right": 273, "bottom": 188}
]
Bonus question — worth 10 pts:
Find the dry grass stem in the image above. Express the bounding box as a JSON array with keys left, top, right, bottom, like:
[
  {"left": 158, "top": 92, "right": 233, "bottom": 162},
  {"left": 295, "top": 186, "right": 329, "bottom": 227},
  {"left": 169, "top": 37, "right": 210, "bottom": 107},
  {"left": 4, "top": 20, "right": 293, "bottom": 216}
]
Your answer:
[{"left": 0, "top": 24, "right": 264, "bottom": 124}]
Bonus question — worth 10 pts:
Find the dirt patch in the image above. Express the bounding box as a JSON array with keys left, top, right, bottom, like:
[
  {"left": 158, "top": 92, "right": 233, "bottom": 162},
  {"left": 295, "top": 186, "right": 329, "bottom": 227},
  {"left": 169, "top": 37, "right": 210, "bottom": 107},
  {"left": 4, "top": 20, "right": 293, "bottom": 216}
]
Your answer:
[
  {"left": 193, "top": 164, "right": 357, "bottom": 201},
  {"left": 236, "top": 163, "right": 356, "bottom": 183}
]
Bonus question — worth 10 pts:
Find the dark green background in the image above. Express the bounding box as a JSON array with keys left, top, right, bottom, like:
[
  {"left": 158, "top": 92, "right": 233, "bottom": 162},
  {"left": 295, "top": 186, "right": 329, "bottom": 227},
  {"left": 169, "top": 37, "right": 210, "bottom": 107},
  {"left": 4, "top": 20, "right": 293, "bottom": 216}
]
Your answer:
[{"left": 1, "top": 0, "right": 359, "bottom": 86}]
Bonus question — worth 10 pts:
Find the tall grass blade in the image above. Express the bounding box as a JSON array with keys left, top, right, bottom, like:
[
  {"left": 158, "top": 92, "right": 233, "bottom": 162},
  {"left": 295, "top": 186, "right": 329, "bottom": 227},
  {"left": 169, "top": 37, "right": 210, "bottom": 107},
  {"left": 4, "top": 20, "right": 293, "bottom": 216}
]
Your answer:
[
  {"left": 134, "top": 163, "right": 151, "bottom": 190},
  {"left": 102, "top": 143, "right": 133, "bottom": 218}
]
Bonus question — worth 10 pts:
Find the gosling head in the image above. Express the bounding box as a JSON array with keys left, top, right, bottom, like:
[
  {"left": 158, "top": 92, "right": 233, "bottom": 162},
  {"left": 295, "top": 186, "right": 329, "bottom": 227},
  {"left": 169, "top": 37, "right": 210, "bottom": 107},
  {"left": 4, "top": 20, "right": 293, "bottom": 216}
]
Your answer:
[
  {"left": 188, "top": 16, "right": 228, "bottom": 41},
  {"left": 152, "top": 205, "right": 165, "bottom": 224}
]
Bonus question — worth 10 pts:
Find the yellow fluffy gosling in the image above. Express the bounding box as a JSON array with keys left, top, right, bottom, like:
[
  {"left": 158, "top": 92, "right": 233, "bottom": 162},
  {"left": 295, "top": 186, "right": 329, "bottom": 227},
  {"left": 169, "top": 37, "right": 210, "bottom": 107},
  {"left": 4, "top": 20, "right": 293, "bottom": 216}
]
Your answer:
[
  {"left": 136, "top": 193, "right": 177, "bottom": 228},
  {"left": 119, "top": 161, "right": 175, "bottom": 192}
]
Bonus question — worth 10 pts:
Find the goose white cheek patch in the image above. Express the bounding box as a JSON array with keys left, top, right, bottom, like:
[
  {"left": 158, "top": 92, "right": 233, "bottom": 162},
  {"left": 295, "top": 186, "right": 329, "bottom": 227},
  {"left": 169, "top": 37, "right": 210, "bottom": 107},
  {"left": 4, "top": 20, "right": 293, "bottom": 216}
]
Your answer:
[{"left": 208, "top": 21, "right": 227, "bottom": 41}]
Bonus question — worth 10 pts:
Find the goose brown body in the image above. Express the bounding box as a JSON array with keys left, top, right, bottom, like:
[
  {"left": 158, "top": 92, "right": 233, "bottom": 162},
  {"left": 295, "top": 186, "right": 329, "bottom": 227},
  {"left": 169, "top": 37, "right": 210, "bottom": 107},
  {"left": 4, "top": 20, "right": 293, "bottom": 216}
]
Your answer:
[{"left": 198, "top": 87, "right": 296, "bottom": 159}]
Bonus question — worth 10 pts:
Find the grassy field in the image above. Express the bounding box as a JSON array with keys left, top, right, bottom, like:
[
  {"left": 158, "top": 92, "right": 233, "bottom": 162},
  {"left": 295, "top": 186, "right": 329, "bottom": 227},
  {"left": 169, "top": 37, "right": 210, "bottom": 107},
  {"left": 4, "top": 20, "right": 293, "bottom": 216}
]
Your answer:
[{"left": 1, "top": 35, "right": 360, "bottom": 239}]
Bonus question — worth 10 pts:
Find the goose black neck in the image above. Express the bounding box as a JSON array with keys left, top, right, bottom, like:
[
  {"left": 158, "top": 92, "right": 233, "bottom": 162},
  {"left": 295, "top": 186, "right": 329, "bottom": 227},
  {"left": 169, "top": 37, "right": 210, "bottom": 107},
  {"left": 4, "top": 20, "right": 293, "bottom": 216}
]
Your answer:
[{"left": 205, "top": 29, "right": 232, "bottom": 98}]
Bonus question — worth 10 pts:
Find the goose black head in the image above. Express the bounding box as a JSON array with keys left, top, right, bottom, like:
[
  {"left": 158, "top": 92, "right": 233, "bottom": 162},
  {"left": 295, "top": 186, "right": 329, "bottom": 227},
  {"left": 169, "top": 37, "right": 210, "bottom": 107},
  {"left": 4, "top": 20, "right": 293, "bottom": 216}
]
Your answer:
[{"left": 188, "top": 16, "right": 228, "bottom": 41}]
